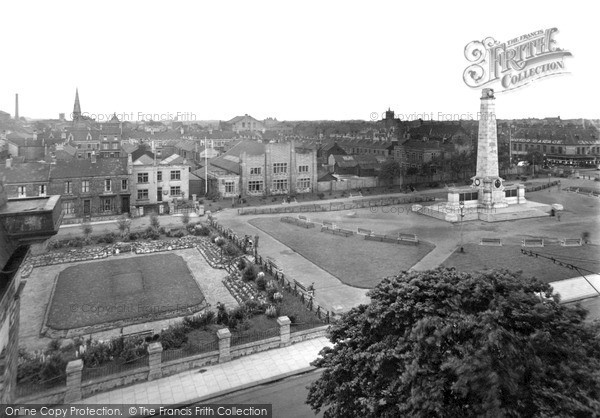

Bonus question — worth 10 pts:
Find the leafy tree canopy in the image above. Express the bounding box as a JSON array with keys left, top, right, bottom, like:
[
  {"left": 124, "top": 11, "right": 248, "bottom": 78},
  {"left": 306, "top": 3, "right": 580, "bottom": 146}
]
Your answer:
[
  {"left": 308, "top": 268, "right": 600, "bottom": 418},
  {"left": 379, "top": 160, "right": 402, "bottom": 182}
]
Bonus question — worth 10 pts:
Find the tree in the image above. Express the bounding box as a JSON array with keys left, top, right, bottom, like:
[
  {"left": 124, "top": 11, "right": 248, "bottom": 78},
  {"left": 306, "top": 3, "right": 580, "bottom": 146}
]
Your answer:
[
  {"left": 307, "top": 268, "right": 600, "bottom": 418},
  {"left": 80, "top": 222, "right": 93, "bottom": 241},
  {"left": 378, "top": 160, "right": 402, "bottom": 185},
  {"left": 181, "top": 212, "right": 190, "bottom": 227},
  {"left": 116, "top": 215, "right": 131, "bottom": 237},
  {"left": 149, "top": 213, "right": 160, "bottom": 230}
]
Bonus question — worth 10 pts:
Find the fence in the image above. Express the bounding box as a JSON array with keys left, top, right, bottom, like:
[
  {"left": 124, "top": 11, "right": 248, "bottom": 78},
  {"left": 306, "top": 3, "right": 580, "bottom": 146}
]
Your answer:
[
  {"left": 161, "top": 340, "right": 219, "bottom": 363},
  {"left": 525, "top": 180, "right": 560, "bottom": 192},
  {"left": 16, "top": 373, "right": 66, "bottom": 398},
  {"left": 82, "top": 355, "right": 149, "bottom": 381},
  {"left": 15, "top": 316, "right": 328, "bottom": 404},
  {"left": 237, "top": 195, "right": 435, "bottom": 216},
  {"left": 231, "top": 327, "right": 280, "bottom": 346}
]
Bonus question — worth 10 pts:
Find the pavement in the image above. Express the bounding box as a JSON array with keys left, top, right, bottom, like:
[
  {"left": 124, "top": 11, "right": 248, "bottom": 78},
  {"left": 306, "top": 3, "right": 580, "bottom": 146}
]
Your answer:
[{"left": 75, "top": 336, "right": 332, "bottom": 406}]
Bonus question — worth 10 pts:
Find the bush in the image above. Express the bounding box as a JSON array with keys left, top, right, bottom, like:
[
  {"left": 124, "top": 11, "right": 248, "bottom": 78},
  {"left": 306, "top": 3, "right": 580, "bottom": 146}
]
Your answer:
[
  {"left": 181, "top": 212, "right": 190, "bottom": 227},
  {"left": 81, "top": 222, "right": 93, "bottom": 239},
  {"left": 209, "top": 233, "right": 219, "bottom": 244},
  {"left": 216, "top": 302, "right": 229, "bottom": 325},
  {"left": 160, "top": 324, "right": 188, "bottom": 350},
  {"left": 96, "top": 232, "right": 117, "bottom": 244},
  {"left": 195, "top": 224, "right": 211, "bottom": 236},
  {"left": 266, "top": 305, "right": 277, "bottom": 318},
  {"left": 243, "top": 299, "right": 266, "bottom": 315},
  {"left": 230, "top": 306, "right": 246, "bottom": 322},
  {"left": 267, "top": 287, "right": 278, "bottom": 302},
  {"left": 143, "top": 226, "right": 160, "bottom": 240},
  {"left": 224, "top": 242, "right": 241, "bottom": 257},
  {"left": 149, "top": 213, "right": 160, "bottom": 230},
  {"left": 243, "top": 265, "right": 257, "bottom": 281},
  {"left": 158, "top": 226, "right": 166, "bottom": 235},
  {"left": 237, "top": 258, "right": 247, "bottom": 271},
  {"left": 256, "top": 275, "right": 267, "bottom": 291},
  {"left": 183, "top": 311, "right": 216, "bottom": 330},
  {"left": 128, "top": 232, "right": 140, "bottom": 241}
]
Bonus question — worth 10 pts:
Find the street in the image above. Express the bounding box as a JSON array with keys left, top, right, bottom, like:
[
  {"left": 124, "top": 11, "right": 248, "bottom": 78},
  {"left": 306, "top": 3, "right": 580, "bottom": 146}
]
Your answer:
[{"left": 155, "top": 370, "right": 324, "bottom": 418}]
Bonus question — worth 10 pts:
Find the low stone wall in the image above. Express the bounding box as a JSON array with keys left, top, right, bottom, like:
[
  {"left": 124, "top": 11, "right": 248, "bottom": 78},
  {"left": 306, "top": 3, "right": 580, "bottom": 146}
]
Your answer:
[
  {"left": 16, "top": 316, "right": 329, "bottom": 405},
  {"left": 161, "top": 352, "right": 219, "bottom": 378},
  {"left": 230, "top": 337, "right": 281, "bottom": 359},
  {"left": 289, "top": 326, "right": 329, "bottom": 344},
  {"left": 81, "top": 367, "right": 149, "bottom": 398}
]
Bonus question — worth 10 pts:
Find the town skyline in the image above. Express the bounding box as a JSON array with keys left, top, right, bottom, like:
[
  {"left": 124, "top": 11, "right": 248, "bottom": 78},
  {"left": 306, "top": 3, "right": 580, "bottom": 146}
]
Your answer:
[{"left": 1, "top": 0, "right": 598, "bottom": 121}]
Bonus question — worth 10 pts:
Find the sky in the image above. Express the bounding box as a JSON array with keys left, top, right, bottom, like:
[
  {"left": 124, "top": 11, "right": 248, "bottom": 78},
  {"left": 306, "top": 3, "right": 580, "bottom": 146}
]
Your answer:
[{"left": 1, "top": 0, "right": 598, "bottom": 122}]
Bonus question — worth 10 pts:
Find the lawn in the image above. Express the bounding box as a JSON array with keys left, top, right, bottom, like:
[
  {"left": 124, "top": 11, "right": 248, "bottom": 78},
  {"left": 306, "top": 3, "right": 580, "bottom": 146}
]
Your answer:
[
  {"left": 249, "top": 217, "right": 435, "bottom": 288},
  {"left": 442, "top": 244, "right": 600, "bottom": 283},
  {"left": 46, "top": 253, "right": 206, "bottom": 330}
]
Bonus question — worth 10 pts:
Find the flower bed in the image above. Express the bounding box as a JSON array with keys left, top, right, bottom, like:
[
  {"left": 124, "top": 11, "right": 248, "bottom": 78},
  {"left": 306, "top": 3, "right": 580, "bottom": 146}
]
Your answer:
[
  {"left": 223, "top": 275, "right": 265, "bottom": 304},
  {"left": 26, "top": 236, "right": 207, "bottom": 268}
]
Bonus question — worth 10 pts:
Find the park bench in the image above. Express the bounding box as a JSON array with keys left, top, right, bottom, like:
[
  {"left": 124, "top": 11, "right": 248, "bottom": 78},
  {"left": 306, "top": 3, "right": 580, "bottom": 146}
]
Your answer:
[
  {"left": 124, "top": 329, "right": 155, "bottom": 341},
  {"left": 298, "top": 215, "right": 309, "bottom": 221},
  {"left": 349, "top": 192, "right": 363, "bottom": 198},
  {"left": 294, "top": 279, "right": 315, "bottom": 296},
  {"left": 266, "top": 258, "right": 283, "bottom": 274},
  {"left": 334, "top": 228, "right": 354, "bottom": 237},
  {"left": 480, "top": 238, "right": 502, "bottom": 246},
  {"left": 560, "top": 238, "right": 582, "bottom": 247},
  {"left": 357, "top": 228, "right": 373, "bottom": 236},
  {"left": 322, "top": 221, "right": 336, "bottom": 229},
  {"left": 522, "top": 238, "right": 544, "bottom": 247},
  {"left": 365, "top": 233, "right": 385, "bottom": 242},
  {"left": 398, "top": 233, "right": 419, "bottom": 245}
]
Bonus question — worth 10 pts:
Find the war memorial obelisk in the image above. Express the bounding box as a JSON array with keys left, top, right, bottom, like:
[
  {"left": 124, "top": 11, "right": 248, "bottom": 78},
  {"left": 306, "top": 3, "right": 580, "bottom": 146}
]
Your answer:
[{"left": 420, "top": 88, "right": 550, "bottom": 222}]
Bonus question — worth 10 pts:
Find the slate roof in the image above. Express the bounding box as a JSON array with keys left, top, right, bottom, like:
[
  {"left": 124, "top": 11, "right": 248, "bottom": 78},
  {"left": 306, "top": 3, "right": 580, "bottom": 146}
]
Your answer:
[
  {"left": 0, "top": 162, "right": 51, "bottom": 183},
  {"left": 50, "top": 158, "right": 128, "bottom": 179}
]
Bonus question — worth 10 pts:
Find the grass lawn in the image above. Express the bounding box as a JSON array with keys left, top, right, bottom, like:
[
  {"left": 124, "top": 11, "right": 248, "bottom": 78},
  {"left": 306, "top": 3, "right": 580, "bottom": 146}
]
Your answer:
[
  {"left": 47, "top": 254, "right": 206, "bottom": 330},
  {"left": 250, "top": 217, "right": 435, "bottom": 288},
  {"left": 442, "top": 244, "right": 600, "bottom": 283}
]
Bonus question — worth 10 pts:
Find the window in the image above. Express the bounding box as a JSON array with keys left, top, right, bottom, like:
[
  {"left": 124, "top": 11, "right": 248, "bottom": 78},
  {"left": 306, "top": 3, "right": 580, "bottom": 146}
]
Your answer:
[
  {"left": 297, "top": 178, "right": 311, "bottom": 189},
  {"left": 170, "top": 186, "right": 181, "bottom": 196},
  {"left": 250, "top": 167, "right": 262, "bottom": 175},
  {"left": 102, "top": 198, "right": 113, "bottom": 212},
  {"left": 104, "top": 179, "right": 112, "bottom": 192},
  {"left": 39, "top": 184, "right": 46, "bottom": 196},
  {"left": 273, "top": 179, "right": 287, "bottom": 191},
  {"left": 81, "top": 180, "right": 90, "bottom": 193},
  {"left": 121, "top": 179, "right": 128, "bottom": 190},
  {"left": 170, "top": 170, "right": 181, "bottom": 180},
  {"left": 518, "top": 144, "right": 522, "bottom": 151},
  {"left": 225, "top": 181, "right": 235, "bottom": 194},
  {"left": 459, "top": 192, "right": 478, "bottom": 201},
  {"left": 137, "top": 173, "right": 149, "bottom": 183},
  {"left": 543, "top": 145, "right": 547, "bottom": 152},
  {"left": 157, "top": 171, "right": 162, "bottom": 181},
  {"left": 505, "top": 189, "right": 518, "bottom": 197},
  {"left": 550, "top": 146, "right": 555, "bottom": 153},
  {"left": 103, "top": 136, "right": 108, "bottom": 141},
  {"left": 137, "top": 189, "right": 149, "bottom": 200},
  {"left": 62, "top": 201, "right": 74, "bottom": 214},
  {"left": 558, "top": 147, "right": 563, "bottom": 154},
  {"left": 298, "top": 165, "right": 309, "bottom": 173},
  {"left": 102, "top": 143, "right": 109, "bottom": 150},
  {"left": 64, "top": 181, "right": 72, "bottom": 194},
  {"left": 111, "top": 142, "right": 118, "bottom": 149},
  {"left": 512, "top": 143, "right": 517, "bottom": 151},
  {"left": 273, "top": 163, "right": 287, "bottom": 174},
  {"left": 248, "top": 180, "right": 263, "bottom": 192},
  {"left": 17, "top": 186, "right": 26, "bottom": 198}
]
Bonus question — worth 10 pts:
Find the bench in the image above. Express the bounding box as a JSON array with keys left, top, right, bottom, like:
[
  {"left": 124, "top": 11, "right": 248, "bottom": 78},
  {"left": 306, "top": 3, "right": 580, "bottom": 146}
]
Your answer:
[
  {"left": 398, "top": 233, "right": 419, "bottom": 243},
  {"left": 322, "top": 221, "right": 336, "bottom": 229},
  {"left": 365, "top": 233, "right": 385, "bottom": 242},
  {"left": 334, "top": 228, "right": 354, "bottom": 237},
  {"left": 561, "top": 238, "right": 582, "bottom": 247},
  {"left": 266, "top": 258, "right": 283, "bottom": 274},
  {"left": 294, "top": 279, "right": 315, "bottom": 296},
  {"left": 349, "top": 192, "right": 363, "bottom": 198},
  {"left": 298, "top": 215, "right": 309, "bottom": 221},
  {"left": 124, "top": 329, "right": 154, "bottom": 341},
  {"left": 357, "top": 228, "right": 373, "bottom": 236},
  {"left": 522, "top": 238, "right": 544, "bottom": 247},
  {"left": 480, "top": 238, "right": 502, "bottom": 246}
]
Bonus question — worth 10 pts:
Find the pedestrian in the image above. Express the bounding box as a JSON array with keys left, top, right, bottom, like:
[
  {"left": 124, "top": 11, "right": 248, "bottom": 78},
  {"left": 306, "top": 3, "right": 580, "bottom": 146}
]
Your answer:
[{"left": 557, "top": 212, "right": 561, "bottom": 221}]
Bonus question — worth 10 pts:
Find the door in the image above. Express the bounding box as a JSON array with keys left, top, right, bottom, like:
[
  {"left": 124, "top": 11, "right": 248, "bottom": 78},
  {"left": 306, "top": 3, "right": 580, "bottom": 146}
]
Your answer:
[
  {"left": 83, "top": 199, "right": 91, "bottom": 216},
  {"left": 157, "top": 187, "right": 163, "bottom": 202},
  {"left": 121, "top": 196, "right": 130, "bottom": 213}
]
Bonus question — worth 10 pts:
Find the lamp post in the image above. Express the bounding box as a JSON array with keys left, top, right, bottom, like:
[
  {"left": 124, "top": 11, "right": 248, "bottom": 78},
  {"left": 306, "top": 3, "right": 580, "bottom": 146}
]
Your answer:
[{"left": 459, "top": 201, "right": 465, "bottom": 253}]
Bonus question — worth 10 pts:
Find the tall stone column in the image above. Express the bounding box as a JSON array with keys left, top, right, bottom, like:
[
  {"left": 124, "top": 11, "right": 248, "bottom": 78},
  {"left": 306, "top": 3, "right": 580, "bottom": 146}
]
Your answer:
[{"left": 472, "top": 89, "right": 508, "bottom": 208}]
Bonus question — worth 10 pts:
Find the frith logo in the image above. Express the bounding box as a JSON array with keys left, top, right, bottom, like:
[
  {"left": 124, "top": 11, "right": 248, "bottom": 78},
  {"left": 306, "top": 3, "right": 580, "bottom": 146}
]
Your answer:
[{"left": 463, "top": 28, "right": 572, "bottom": 92}]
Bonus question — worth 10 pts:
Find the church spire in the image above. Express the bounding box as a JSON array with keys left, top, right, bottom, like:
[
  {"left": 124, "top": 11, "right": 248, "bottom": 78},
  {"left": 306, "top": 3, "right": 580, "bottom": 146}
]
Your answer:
[{"left": 73, "top": 88, "right": 82, "bottom": 121}]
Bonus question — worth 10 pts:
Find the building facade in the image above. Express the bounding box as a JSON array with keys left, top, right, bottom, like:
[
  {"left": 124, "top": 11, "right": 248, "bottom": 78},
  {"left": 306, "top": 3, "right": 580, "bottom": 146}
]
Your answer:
[
  {"left": 0, "top": 160, "right": 51, "bottom": 199},
  {"left": 130, "top": 151, "right": 191, "bottom": 215},
  {"left": 49, "top": 157, "right": 130, "bottom": 220}
]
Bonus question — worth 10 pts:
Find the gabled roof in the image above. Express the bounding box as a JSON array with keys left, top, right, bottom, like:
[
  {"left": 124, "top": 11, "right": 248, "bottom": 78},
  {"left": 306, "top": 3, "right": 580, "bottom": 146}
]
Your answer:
[
  {"left": 159, "top": 153, "right": 186, "bottom": 165},
  {"left": 131, "top": 147, "right": 154, "bottom": 162},
  {"left": 50, "top": 158, "right": 129, "bottom": 179},
  {"left": 0, "top": 162, "right": 51, "bottom": 183},
  {"left": 332, "top": 154, "right": 358, "bottom": 168}
]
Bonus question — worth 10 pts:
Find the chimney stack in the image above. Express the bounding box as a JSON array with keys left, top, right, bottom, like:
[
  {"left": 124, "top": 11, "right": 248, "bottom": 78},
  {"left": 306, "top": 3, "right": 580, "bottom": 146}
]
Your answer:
[
  {"left": 91, "top": 152, "right": 97, "bottom": 163},
  {"left": 15, "top": 94, "right": 19, "bottom": 120}
]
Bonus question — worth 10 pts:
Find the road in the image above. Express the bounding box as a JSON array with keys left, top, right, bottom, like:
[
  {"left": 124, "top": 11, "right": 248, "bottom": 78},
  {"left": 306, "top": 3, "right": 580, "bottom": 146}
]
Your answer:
[{"left": 154, "top": 370, "right": 324, "bottom": 418}]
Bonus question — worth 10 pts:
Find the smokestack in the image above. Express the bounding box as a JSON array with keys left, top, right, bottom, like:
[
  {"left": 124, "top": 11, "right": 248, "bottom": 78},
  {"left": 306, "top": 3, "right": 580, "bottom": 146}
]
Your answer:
[{"left": 15, "top": 94, "right": 19, "bottom": 120}]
